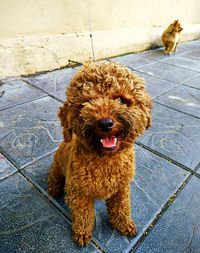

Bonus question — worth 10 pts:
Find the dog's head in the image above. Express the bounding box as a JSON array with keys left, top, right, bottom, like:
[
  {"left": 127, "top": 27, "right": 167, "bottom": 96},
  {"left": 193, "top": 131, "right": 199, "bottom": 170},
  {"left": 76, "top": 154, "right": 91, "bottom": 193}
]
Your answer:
[
  {"left": 59, "top": 62, "right": 152, "bottom": 154},
  {"left": 172, "top": 20, "right": 183, "bottom": 33}
]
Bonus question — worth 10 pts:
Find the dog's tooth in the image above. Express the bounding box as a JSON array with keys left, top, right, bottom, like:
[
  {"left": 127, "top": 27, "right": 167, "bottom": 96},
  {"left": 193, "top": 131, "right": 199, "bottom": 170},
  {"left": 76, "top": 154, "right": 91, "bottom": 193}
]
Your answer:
[
  {"left": 114, "top": 138, "right": 117, "bottom": 145},
  {"left": 100, "top": 139, "right": 103, "bottom": 143}
]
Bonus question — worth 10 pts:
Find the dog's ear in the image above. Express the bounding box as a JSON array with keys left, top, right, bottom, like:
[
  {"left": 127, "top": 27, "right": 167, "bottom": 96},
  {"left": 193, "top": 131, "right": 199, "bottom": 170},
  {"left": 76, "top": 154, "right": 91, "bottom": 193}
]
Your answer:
[
  {"left": 144, "top": 94, "right": 152, "bottom": 129},
  {"left": 58, "top": 101, "right": 72, "bottom": 142},
  {"left": 146, "top": 110, "right": 152, "bottom": 129}
]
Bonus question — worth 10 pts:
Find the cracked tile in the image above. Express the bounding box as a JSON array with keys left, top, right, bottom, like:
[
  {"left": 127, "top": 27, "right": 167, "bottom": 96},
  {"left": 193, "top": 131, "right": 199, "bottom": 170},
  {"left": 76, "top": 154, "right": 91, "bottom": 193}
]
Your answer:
[
  {"left": 138, "top": 103, "right": 200, "bottom": 169},
  {"left": 137, "top": 61, "right": 198, "bottom": 83},
  {"left": 0, "top": 96, "right": 62, "bottom": 169},
  {"left": 0, "top": 173, "right": 100, "bottom": 253},
  {"left": 24, "top": 68, "right": 78, "bottom": 101},
  {"left": 135, "top": 176, "right": 200, "bottom": 253},
  {"left": 0, "top": 153, "right": 17, "bottom": 180},
  {"left": 155, "top": 85, "right": 200, "bottom": 118},
  {"left": 22, "top": 146, "right": 188, "bottom": 253},
  {"left": 0, "top": 79, "right": 46, "bottom": 110}
]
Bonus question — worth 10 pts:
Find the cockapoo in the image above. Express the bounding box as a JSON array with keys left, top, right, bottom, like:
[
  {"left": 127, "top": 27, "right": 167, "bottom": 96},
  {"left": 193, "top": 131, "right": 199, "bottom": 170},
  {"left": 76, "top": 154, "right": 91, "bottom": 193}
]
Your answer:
[{"left": 48, "top": 62, "right": 152, "bottom": 246}]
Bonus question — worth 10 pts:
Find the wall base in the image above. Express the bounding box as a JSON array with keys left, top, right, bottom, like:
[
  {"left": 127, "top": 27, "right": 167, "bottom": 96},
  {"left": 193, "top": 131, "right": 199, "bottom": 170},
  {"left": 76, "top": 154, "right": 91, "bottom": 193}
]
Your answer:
[{"left": 1, "top": 24, "right": 200, "bottom": 78}]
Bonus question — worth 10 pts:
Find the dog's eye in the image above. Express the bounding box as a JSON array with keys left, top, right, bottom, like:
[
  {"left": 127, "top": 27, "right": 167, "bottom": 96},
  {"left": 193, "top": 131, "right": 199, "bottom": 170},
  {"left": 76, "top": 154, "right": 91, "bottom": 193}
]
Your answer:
[{"left": 118, "top": 97, "right": 131, "bottom": 106}]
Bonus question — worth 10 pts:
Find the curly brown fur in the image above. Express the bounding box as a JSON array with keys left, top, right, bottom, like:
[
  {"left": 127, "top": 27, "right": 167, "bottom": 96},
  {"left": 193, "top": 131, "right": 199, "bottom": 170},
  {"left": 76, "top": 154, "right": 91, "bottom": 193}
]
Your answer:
[
  {"left": 162, "top": 20, "right": 183, "bottom": 55},
  {"left": 48, "top": 62, "right": 152, "bottom": 246}
]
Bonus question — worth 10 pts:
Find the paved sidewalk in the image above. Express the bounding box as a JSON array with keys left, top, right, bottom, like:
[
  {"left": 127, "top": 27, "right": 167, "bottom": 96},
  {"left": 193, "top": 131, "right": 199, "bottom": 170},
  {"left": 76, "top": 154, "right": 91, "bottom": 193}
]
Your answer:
[{"left": 0, "top": 40, "right": 200, "bottom": 253}]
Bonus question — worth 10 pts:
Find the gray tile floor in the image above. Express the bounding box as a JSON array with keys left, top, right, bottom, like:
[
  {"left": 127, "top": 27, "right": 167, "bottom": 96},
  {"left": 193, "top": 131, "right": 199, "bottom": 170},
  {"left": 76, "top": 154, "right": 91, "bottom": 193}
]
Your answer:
[{"left": 0, "top": 40, "right": 200, "bottom": 253}]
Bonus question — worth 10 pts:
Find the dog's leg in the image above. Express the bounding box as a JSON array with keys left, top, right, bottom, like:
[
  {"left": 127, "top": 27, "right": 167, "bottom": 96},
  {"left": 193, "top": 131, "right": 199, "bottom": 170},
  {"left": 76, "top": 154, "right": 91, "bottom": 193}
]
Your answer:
[
  {"left": 174, "top": 42, "right": 178, "bottom": 52},
  {"left": 48, "top": 157, "right": 65, "bottom": 198},
  {"left": 163, "top": 41, "right": 169, "bottom": 54},
  {"left": 165, "top": 41, "right": 175, "bottom": 55},
  {"left": 66, "top": 193, "right": 94, "bottom": 246},
  {"left": 106, "top": 185, "right": 137, "bottom": 236}
]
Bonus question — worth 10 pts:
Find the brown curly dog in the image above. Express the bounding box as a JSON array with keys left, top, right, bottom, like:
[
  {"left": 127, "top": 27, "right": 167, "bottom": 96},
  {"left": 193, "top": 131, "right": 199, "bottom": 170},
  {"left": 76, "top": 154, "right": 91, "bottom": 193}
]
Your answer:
[{"left": 48, "top": 61, "right": 152, "bottom": 246}]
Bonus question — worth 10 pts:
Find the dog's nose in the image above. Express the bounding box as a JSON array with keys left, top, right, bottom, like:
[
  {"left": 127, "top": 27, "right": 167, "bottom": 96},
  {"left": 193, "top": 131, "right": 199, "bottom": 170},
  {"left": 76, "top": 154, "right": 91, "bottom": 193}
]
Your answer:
[{"left": 97, "top": 118, "right": 113, "bottom": 132}]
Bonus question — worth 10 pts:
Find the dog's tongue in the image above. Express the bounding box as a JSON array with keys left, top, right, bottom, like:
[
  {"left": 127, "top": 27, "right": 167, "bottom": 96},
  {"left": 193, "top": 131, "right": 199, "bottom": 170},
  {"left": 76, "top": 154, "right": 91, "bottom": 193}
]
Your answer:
[{"left": 100, "top": 137, "right": 117, "bottom": 148}]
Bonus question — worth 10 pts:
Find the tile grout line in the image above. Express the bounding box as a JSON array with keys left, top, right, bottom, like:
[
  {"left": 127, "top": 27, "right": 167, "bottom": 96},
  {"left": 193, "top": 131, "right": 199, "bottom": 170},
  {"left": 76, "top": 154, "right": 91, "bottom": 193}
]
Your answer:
[
  {"left": 144, "top": 56, "right": 200, "bottom": 72},
  {"left": 151, "top": 83, "right": 181, "bottom": 100},
  {"left": 153, "top": 101, "right": 200, "bottom": 120},
  {"left": 134, "top": 68, "right": 200, "bottom": 85},
  {"left": 22, "top": 79, "right": 65, "bottom": 103},
  {"left": 0, "top": 145, "right": 58, "bottom": 171},
  {"left": 0, "top": 170, "right": 19, "bottom": 183},
  {"left": 0, "top": 147, "right": 19, "bottom": 169},
  {"left": 181, "top": 83, "right": 200, "bottom": 91},
  {"left": 193, "top": 162, "right": 200, "bottom": 174},
  {"left": 0, "top": 94, "right": 48, "bottom": 112},
  {"left": 135, "top": 142, "right": 194, "bottom": 173},
  {"left": 152, "top": 79, "right": 200, "bottom": 100},
  {"left": 181, "top": 55, "right": 200, "bottom": 62},
  {"left": 129, "top": 173, "right": 193, "bottom": 253},
  {"left": 19, "top": 149, "right": 58, "bottom": 170}
]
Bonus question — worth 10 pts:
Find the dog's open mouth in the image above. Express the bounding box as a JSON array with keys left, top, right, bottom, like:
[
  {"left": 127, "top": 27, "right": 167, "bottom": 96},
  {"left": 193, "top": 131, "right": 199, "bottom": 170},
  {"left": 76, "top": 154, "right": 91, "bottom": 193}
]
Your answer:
[{"left": 100, "top": 136, "right": 117, "bottom": 150}]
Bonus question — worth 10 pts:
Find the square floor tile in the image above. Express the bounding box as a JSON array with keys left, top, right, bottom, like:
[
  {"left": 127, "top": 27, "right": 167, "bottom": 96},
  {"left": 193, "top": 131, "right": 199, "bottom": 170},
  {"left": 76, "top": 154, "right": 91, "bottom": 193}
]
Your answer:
[
  {"left": 135, "top": 176, "right": 200, "bottom": 253},
  {"left": 0, "top": 153, "right": 17, "bottom": 180},
  {"left": 155, "top": 85, "right": 200, "bottom": 118},
  {"left": 25, "top": 68, "right": 78, "bottom": 101},
  {"left": 138, "top": 61, "right": 198, "bottom": 83},
  {"left": 134, "top": 71, "right": 178, "bottom": 98},
  {"left": 138, "top": 103, "right": 200, "bottom": 169},
  {"left": 0, "top": 79, "right": 46, "bottom": 110},
  {"left": 0, "top": 96, "right": 62, "bottom": 169},
  {"left": 161, "top": 55, "right": 200, "bottom": 72},
  {"left": 0, "top": 173, "right": 99, "bottom": 253}
]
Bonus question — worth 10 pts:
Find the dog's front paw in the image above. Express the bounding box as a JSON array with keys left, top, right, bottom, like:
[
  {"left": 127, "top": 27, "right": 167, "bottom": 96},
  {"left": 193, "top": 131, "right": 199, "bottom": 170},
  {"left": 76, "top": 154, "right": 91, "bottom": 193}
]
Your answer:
[
  {"left": 112, "top": 219, "right": 137, "bottom": 236},
  {"left": 73, "top": 231, "right": 92, "bottom": 246}
]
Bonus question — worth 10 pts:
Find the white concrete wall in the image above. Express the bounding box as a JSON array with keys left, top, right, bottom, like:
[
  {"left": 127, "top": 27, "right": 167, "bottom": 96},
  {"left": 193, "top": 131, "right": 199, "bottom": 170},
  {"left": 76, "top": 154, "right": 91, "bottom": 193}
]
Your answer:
[{"left": 1, "top": 0, "right": 200, "bottom": 78}]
